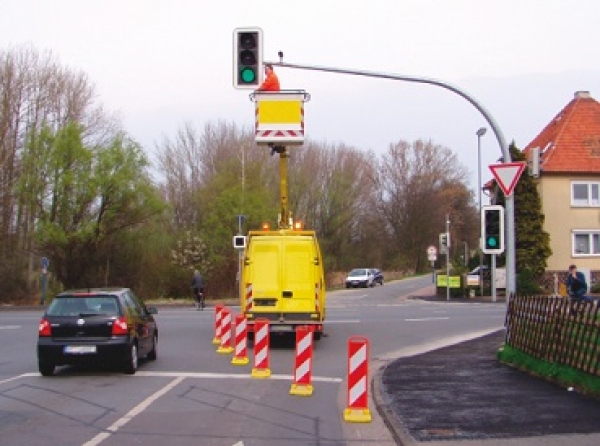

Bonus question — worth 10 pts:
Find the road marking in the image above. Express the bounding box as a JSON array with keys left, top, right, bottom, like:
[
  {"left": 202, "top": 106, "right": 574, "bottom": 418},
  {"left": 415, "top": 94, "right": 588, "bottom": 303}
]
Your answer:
[
  {"left": 404, "top": 317, "right": 450, "bottom": 322},
  {"left": 0, "top": 373, "right": 32, "bottom": 385},
  {"left": 83, "top": 376, "right": 185, "bottom": 446},
  {"left": 135, "top": 371, "right": 342, "bottom": 383},
  {"left": 0, "top": 325, "right": 20, "bottom": 329}
]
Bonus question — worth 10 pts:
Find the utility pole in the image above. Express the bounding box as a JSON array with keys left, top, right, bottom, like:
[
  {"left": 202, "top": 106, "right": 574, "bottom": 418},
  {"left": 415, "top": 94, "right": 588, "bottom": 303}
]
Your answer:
[{"left": 446, "top": 214, "right": 450, "bottom": 302}]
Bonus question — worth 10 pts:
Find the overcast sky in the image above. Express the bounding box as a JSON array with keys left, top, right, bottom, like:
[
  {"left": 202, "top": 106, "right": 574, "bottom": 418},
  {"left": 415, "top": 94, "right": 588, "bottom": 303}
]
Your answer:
[{"left": 2, "top": 0, "right": 599, "bottom": 194}]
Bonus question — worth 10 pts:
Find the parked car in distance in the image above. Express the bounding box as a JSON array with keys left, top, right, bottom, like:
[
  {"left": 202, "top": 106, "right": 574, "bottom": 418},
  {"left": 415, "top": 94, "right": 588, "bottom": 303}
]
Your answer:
[
  {"left": 345, "top": 268, "right": 375, "bottom": 288},
  {"left": 370, "top": 268, "right": 384, "bottom": 285},
  {"left": 37, "top": 288, "right": 158, "bottom": 376}
]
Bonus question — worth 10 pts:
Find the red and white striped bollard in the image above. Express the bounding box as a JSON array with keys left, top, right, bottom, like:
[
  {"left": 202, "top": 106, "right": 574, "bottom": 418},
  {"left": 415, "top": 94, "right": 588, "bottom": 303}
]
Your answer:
[
  {"left": 290, "top": 325, "right": 313, "bottom": 396},
  {"left": 212, "top": 304, "right": 224, "bottom": 345},
  {"left": 231, "top": 314, "right": 249, "bottom": 365},
  {"left": 217, "top": 307, "right": 234, "bottom": 354},
  {"left": 251, "top": 318, "right": 271, "bottom": 378},
  {"left": 343, "top": 336, "right": 372, "bottom": 423}
]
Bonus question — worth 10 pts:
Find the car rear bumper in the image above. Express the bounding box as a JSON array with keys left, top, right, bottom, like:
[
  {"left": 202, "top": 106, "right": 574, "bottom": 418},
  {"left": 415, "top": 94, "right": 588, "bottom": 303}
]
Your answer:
[{"left": 37, "top": 336, "right": 132, "bottom": 365}]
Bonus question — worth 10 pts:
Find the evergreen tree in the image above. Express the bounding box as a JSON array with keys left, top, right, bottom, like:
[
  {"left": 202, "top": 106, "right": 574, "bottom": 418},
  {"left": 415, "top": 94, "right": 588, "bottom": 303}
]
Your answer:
[{"left": 495, "top": 142, "right": 552, "bottom": 283}]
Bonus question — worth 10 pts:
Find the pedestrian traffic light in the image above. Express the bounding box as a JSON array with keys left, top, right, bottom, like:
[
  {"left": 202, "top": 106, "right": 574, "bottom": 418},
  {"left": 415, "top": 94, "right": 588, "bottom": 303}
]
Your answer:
[
  {"left": 481, "top": 205, "right": 504, "bottom": 254},
  {"left": 439, "top": 232, "right": 450, "bottom": 254},
  {"left": 233, "top": 27, "right": 263, "bottom": 89}
]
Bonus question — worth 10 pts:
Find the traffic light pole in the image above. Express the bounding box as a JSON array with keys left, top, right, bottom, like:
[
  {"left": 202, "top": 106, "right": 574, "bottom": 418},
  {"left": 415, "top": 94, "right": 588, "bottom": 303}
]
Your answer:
[
  {"left": 267, "top": 60, "right": 516, "bottom": 296},
  {"left": 446, "top": 215, "right": 450, "bottom": 302}
]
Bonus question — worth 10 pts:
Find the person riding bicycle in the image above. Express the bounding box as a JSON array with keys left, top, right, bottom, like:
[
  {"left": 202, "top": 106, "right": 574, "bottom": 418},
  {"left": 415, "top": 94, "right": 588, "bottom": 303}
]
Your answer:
[{"left": 191, "top": 270, "right": 206, "bottom": 310}]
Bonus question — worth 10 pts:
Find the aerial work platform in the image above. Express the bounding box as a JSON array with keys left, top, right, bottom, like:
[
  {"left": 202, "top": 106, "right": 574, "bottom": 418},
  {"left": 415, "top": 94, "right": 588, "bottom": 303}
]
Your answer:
[{"left": 251, "top": 90, "right": 310, "bottom": 146}]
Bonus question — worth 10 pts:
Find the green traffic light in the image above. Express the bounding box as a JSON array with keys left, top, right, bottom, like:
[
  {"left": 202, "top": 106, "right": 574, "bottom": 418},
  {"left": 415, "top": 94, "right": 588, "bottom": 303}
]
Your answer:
[
  {"left": 487, "top": 237, "right": 498, "bottom": 248},
  {"left": 240, "top": 67, "right": 256, "bottom": 83}
]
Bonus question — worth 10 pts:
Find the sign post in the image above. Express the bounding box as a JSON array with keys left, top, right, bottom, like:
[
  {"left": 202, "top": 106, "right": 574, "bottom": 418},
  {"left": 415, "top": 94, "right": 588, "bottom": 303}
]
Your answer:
[
  {"left": 40, "top": 257, "right": 49, "bottom": 306},
  {"left": 427, "top": 246, "right": 437, "bottom": 283}
]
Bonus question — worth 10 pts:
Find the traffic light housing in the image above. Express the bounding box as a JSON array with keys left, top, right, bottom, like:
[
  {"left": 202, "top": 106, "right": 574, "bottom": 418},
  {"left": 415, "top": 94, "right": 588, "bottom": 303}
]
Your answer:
[
  {"left": 233, "top": 235, "right": 247, "bottom": 249},
  {"left": 481, "top": 205, "right": 505, "bottom": 254},
  {"left": 439, "top": 232, "right": 450, "bottom": 254},
  {"left": 233, "top": 28, "right": 263, "bottom": 89}
]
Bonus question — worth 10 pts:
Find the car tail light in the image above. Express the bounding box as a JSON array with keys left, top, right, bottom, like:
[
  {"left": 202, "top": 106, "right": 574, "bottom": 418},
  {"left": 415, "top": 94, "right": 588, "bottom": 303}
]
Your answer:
[
  {"left": 39, "top": 318, "right": 52, "bottom": 337},
  {"left": 112, "top": 317, "right": 129, "bottom": 335}
]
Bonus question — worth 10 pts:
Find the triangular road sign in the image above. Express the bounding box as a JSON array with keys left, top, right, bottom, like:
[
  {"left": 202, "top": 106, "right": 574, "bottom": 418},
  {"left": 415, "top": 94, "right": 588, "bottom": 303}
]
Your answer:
[{"left": 489, "top": 162, "right": 527, "bottom": 196}]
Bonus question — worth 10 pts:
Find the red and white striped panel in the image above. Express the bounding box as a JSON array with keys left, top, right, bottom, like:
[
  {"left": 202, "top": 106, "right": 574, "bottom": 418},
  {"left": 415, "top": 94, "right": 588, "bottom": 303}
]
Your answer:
[{"left": 245, "top": 283, "right": 253, "bottom": 311}]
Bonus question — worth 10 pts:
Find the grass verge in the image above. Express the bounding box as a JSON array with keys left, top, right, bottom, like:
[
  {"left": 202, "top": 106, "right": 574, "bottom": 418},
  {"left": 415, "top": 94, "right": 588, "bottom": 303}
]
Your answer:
[{"left": 497, "top": 344, "right": 600, "bottom": 399}]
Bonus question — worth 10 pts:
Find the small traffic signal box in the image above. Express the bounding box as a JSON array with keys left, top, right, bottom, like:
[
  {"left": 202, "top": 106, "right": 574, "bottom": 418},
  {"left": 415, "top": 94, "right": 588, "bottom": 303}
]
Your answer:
[
  {"left": 233, "top": 27, "right": 263, "bottom": 89},
  {"left": 439, "top": 232, "right": 450, "bottom": 254},
  {"left": 481, "top": 205, "right": 504, "bottom": 254}
]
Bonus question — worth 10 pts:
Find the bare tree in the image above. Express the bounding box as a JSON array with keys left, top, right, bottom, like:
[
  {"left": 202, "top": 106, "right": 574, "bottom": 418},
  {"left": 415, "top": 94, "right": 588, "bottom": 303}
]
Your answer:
[{"left": 374, "top": 139, "right": 476, "bottom": 272}]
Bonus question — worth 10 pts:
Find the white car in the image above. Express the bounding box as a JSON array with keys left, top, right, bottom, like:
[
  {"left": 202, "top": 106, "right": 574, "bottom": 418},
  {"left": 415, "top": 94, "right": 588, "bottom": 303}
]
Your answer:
[{"left": 345, "top": 268, "right": 375, "bottom": 288}]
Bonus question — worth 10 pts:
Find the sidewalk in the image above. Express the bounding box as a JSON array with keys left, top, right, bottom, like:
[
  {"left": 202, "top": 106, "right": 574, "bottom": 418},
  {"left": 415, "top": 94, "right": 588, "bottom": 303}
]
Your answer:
[{"left": 374, "top": 291, "right": 600, "bottom": 445}]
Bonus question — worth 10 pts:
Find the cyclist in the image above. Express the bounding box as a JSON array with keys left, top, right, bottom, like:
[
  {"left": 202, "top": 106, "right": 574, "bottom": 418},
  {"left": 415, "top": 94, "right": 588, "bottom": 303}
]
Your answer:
[{"left": 191, "top": 270, "right": 206, "bottom": 310}]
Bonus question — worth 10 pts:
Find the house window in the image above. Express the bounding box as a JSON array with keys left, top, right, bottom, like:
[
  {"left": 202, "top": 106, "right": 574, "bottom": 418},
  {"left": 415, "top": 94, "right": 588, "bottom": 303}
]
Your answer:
[
  {"left": 571, "top": 182, "right": 600, "bottom": 207},
  {"left": 573, "top": 231, "right": 600, "bottom": 256}
]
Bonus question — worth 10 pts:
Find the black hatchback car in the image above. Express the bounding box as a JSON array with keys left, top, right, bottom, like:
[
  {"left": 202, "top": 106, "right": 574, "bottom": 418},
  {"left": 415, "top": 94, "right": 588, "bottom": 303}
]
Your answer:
[{"left": 37, "top": 288, "right": 158, "bottom": 376}]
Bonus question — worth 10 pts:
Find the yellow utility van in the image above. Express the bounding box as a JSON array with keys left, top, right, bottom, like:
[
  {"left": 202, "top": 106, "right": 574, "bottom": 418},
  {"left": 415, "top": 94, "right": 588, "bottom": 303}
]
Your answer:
[{"left": 240, "top": 228, "right": 326, "bottom": 340}]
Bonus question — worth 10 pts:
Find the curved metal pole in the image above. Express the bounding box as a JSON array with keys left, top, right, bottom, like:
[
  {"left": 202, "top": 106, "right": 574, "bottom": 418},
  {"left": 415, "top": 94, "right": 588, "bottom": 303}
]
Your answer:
[{"left": 267, "top": 60, "right": 516, "bottom": 296}]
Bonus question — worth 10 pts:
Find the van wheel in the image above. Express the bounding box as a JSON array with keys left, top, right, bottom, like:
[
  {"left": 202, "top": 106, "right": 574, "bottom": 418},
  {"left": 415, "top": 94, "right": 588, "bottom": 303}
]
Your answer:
[{"left": 314, "top": 332, "right": 322, "bottom": 341}]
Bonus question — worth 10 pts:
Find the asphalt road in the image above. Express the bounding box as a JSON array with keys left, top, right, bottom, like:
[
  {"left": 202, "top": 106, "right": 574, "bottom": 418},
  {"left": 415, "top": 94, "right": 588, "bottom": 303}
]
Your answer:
[{"left": 0, "top": 276, "right": 507, "bottom": 445}]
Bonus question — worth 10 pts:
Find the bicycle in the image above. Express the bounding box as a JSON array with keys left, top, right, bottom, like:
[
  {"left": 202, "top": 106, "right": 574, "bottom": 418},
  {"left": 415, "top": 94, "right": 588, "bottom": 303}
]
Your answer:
[{"left": 193, "top": 288, "right": 205, "bottom": 310}]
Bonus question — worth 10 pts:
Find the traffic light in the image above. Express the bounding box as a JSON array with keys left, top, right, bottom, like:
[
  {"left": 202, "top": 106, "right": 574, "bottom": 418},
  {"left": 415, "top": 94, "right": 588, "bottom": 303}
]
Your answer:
[
  {"left": 233, "top": 27, "right": 263, "bottom": 89},
  {"left": 439, "top": 232, "right": 450, "bottom": 254},
  {"left": 233, "top": 235, "right": 247, "bottom": 249},
  {"left": 481, "top": 205, "right": 505, "bottom": 254}
]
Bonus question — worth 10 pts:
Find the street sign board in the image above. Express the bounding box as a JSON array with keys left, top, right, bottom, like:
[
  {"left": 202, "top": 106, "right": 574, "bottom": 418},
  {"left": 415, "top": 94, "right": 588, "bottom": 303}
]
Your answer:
[
  {"left": 427, "top": 245, "right": 437, "bottom": 256},
  {"left": 489, "top": 162, "right": 526, "bottom": 197}
]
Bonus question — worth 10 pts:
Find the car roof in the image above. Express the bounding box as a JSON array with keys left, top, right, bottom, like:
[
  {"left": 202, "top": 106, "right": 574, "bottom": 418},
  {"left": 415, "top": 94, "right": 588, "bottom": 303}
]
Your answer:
[{"left": 56, "top": 288, "right": 130, "bottom": 297}]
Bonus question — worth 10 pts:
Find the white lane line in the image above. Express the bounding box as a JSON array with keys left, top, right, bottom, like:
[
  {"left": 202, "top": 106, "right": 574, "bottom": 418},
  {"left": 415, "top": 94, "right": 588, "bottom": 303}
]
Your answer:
[
  {"left": 8, "top": 371, "right": 343, "bottom": 383},
  {"left": 405, "top": 317, "right": 450, "bottom": 322},
  {"left": 83, "top": 376, "right": 184, "bottom": 446},
  {"left": 0, "top": 373, "right": 32, "bottom": 385},
  {"left": 136, "top": 371, "right": 342, "bottom": 383},
  {"left": 0, "top": 325, "right": 20, "bottom": 329}
]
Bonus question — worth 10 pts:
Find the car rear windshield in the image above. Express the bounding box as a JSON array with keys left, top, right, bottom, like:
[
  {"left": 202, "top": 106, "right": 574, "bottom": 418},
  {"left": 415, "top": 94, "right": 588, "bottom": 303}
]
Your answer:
[
  {"left": 349, "top": 269, "right": 367, "bottom": 276},
  {"left": 46, "top": 295, "right": 121, "bottom": 316}
]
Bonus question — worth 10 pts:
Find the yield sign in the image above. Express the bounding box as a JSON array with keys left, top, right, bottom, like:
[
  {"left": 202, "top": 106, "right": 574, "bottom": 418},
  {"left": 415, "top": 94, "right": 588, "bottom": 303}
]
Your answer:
[{"left": 489, "top": 162, "right": 527, "bottom": 196}]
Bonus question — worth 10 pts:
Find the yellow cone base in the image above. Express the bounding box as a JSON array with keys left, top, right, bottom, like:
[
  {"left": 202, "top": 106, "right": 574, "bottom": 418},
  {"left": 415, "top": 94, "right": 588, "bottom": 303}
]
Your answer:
[
  {"left": 212, "top": 337, "right": 221, "bottom": 345},
  {"left": 231, "top": 356, "right": 249, "bottom": 365},
  {"left": 290, "top": 383, "right": 314, "bottom": 396},
  {"left": 251, "top": 367, "right": 271, "bottom": 378},
  {"left": 343, "top": 408, "right": 372, "bottom": 423},
  {"left": 217, "top": 346, "right": 234, "bottom": 354}
]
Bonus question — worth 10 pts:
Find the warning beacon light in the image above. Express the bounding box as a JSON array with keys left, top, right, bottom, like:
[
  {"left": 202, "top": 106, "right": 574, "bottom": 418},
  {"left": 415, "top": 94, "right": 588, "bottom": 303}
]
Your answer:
[{"left": 233, "top": 27, "right": 263, "bottom": 89}]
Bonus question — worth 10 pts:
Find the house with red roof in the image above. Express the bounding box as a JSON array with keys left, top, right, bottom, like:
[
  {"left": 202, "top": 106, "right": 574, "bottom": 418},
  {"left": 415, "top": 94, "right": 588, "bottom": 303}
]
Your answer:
[{"left": 522, "top": 91, "right": 600, "bottom": 283}]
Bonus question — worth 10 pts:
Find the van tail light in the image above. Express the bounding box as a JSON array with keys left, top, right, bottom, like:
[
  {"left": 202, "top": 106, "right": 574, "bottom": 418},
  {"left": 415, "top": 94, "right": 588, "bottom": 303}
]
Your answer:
[
  {"left": 39, "top": 318, "right": 52, "bottom": 337},
  {"left": 112, "top": 317, "right": 129, "bottom": 335}
]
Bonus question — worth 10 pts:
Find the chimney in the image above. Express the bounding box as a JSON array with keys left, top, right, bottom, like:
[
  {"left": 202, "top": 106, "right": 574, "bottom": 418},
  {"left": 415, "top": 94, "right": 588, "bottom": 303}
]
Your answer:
[{"left": 574, "top": 91, "right": 591, "bottom": 99}]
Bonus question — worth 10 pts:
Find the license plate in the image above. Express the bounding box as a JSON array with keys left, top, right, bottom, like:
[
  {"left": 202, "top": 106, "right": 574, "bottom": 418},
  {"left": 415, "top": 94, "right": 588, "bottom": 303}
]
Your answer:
[
  {"left": 64, "top": 345, "right": 97, "bottom": 354},
  {"left": 270, "top": 325, "right": 292, "bottom": 332}
]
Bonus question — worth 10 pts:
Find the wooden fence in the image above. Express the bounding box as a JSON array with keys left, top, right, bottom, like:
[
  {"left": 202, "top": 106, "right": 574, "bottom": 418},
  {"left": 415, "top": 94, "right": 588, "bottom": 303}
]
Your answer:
[{"left": 505, "top": 295, "right": 600, "bottom": 377}]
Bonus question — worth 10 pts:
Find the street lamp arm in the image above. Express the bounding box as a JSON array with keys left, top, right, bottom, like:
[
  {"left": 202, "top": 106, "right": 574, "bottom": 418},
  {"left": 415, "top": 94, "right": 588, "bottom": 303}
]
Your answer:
[
  {"left": 267, "top": 61, "right": 512, "bottom": 164},
  {"left": 267, "top": 60, "right": 516, "bottom": 296}
]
